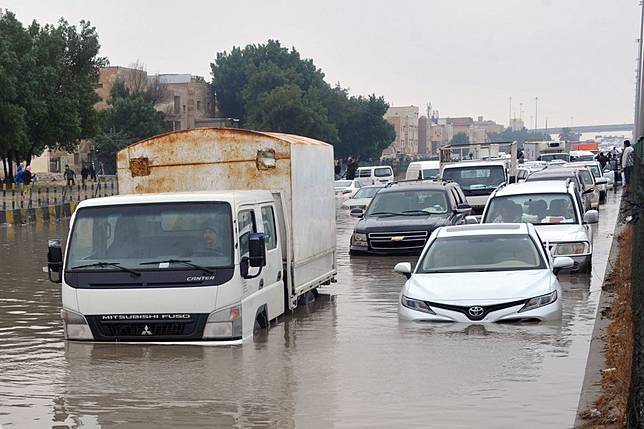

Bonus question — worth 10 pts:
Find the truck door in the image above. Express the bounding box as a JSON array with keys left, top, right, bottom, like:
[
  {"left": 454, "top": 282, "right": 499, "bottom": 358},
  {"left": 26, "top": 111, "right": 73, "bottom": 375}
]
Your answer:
[
  {"left": 237, "top": 207, "right": 263, "bottom": 331},
  {"left": 259, "top": 205, "right": 285, "bottom": 320}
]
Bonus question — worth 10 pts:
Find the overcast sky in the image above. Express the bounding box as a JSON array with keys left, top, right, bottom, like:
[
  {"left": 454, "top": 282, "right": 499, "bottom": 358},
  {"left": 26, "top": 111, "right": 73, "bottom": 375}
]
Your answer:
[{"left": 3, "top": 0, "right": 641, "bottom": 128}]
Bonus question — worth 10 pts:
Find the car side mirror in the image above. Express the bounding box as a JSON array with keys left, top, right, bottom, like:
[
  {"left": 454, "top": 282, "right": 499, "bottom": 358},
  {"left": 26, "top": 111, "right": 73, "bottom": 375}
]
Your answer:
[
  {"left": 457, "top": 203, "right": 471, "bottom": 212},
  {"left": 350, "top": 208, "right": 365, "bottom": 218},
  {"left": 394, "top": 262, "right": 412, "bottom": 279},
  {"left": 248, "top": 233, "right": 267, "bottom": 268},
  {"left": 47, "top": 239, "right": 63, "bottom": 283},
  {"left": 508, "top": 176, "right": 516, "bottom": 184},
  {"left": 552, "top": 256, "right": 574, "bottom": 275},
  {"left": 465, "top": 215, "right": 479, "bottom": 224},
  {"left": 583, "top": 210, "right": 599, "bottom": 224}
]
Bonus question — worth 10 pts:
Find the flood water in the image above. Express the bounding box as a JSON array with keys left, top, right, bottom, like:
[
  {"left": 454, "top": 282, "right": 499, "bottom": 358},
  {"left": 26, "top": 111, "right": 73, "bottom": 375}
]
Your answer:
[{"left": 0, "top": 193, "right": 621, "bottom": 428}]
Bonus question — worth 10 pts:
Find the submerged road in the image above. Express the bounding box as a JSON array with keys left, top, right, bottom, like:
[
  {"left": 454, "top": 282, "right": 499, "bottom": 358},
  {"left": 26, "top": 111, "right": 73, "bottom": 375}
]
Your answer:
[{"left": 0, "top": 192, "right": 620, "bottom": 428}]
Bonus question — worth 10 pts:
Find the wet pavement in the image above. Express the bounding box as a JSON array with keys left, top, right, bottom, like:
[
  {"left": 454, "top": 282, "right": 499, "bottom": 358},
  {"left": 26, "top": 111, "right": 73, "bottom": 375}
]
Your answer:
[{"left": 0, "top": 192, "right": 621, "bottom": 428}]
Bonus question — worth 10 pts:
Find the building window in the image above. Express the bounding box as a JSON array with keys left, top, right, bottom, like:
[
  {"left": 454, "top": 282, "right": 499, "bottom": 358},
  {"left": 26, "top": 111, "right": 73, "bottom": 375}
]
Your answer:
[
  {"left": 197, "top": 100, "right": 201, "bottom": 111},
  {"left": 183, "top": 105, "right": 186, "bottom": 113},
  {"left": 174, "top": 121, "right": 181, "bottom": 131},
  {"left": 173, "top": 96, "right": 180, "bottom": 114}
]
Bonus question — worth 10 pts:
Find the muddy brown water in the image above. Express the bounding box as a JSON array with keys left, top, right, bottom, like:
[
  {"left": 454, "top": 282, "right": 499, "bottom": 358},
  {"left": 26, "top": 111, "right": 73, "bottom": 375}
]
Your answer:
[{"left": 0, "top": 193, "right": 620, "bottom": 428}]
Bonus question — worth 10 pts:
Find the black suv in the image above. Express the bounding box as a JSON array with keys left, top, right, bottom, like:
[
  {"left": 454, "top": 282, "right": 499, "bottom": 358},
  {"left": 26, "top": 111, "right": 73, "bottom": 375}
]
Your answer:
[{"left": 349, "top": 181, "right": 472, "bottom": 255}]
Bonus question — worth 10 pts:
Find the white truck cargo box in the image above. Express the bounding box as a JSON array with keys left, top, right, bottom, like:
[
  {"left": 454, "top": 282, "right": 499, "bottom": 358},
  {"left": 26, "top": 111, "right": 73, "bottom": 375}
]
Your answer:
[{"left": 116, "top": 128, "right": 336, "bottom": 303}]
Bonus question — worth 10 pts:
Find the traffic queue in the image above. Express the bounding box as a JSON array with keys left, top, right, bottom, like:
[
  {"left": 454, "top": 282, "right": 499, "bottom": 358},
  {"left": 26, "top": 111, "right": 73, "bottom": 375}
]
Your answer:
[{"left": 338, "top": 141, "right": 618, "bottom": 324}]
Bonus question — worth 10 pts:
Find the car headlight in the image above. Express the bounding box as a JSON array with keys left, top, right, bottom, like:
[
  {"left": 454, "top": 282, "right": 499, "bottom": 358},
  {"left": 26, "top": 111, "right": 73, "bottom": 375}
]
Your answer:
[
  {"left": 552, "top": 242, "right": 590, "bottom": 256},
  {"left": 61, "top": 308, "right": 94, "bottom": 340},
  {"left": 203, "top": 304, "right": 242, "bottom": 339},
  {"left": 519, "top": 290, "right": 558, "bottom": 313},
  {"left": 351, "top": 232, "right": 368, "bottom": 247},
  {"left": 401, "top": 296, "right": 436, "bottom": 314}
]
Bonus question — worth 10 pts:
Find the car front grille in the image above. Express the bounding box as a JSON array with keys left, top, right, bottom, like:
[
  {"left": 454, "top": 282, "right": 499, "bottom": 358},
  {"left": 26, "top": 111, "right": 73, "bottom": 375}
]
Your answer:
[
  {"left": 368, "top": 230, "right": 429, "bottom": 250},
  {"left": 86, "top": 314, "right": 208, "bottom": 341},
  {"left": 425, "top": 299, "right": 527, "bottom": 321}
]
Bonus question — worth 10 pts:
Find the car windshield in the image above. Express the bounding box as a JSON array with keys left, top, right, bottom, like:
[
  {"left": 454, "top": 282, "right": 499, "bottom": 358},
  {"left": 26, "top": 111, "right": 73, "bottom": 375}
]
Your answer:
[
  {"left": 441, "top": 165, "right": 505, "bottom": 191},
  {"left": 587, "top": 165, "right": 601, "bottom": 177},
  {"left": 352, "top": 187, "right": 382, "bottom": 199},
  {"left": 66, "top": 203, "right": 234, "bottom": 271},
  {"left": 374, "top": 167, "right": 391, "bottom": 177},
  {"left": 335, "top": 181, "right": 352, "bottom": 188},
  {"left": 423, "top": 168, "right": 440, "bottom": 179},
  {"left": 366, "top": 189, "right": 449, "bottom": 215},
  {"left": 484, "top": 194, "right": 578, "bottom": 225},
  {"left": 574, "top": 155, "right": 595, "bottom": 161},
  {"left": 541, "top": 153, "right": 570, "bottom": 162},
  {"left": 418, "top": 235, "right": 545, "bottom": 273},
  {"left": 576, "top": 169, "right": 594, "bottom": 186}
]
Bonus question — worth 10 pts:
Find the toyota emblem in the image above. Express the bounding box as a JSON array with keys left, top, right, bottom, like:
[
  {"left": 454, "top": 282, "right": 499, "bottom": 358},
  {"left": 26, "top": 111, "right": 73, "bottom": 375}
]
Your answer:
[{"left": 468, "top": 306, "right": 484, "bottom": 317}]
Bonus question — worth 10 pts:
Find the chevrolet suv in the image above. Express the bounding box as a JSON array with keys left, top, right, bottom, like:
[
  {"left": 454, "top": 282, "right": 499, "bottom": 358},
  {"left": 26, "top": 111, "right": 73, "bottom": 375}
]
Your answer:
[{"left": 349, "top": 181, "right": 471, "bottom": 255}]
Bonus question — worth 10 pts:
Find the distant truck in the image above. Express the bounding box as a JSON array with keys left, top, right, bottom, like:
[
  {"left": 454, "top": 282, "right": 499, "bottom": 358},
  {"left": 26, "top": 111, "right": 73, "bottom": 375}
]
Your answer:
[
  {"left": 439, "top": 142, "right": 518, "bottom": 214},
  {"left": 523, "top": 141, "right": 569, "bottom": 162},
  {"left": 47, "top": 128, "right": 337, "bottom": 345}
]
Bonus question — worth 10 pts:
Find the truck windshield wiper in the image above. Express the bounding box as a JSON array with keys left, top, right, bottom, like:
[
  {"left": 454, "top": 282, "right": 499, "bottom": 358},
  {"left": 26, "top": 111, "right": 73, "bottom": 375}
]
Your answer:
[
  {"left": 140, "top": 259, "right": 216, "bottom": 275},
  {"left": 70, "top": 262, "right": 141, "bottom": 277}
]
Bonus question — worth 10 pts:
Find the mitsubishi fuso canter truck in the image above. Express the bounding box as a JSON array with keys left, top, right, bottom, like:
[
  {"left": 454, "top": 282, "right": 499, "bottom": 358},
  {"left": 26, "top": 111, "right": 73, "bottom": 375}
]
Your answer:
[{"left": 46, "top": 128, "right": 337, "bottom": 345}]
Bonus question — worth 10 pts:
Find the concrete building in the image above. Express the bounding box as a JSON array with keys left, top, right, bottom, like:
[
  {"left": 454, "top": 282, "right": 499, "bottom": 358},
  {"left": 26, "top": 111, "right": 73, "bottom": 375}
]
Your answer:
[
  {"left": 155, "top": 74, "right": 217, "bottom": 131},
  {"left": 418, "top": 116, "right": 429, "bottom": 155},
  {"left": 473, "top": 116, "right": 504, "bottom": 136},
  {"left": 509, "top": 117, "right": 525, "bottom": 131},
  {"left": 446, "top": 117, "right": 474, "bottom": 141},
  {"left": 383, "top": 106, "right": 419, "bottom": 157}
]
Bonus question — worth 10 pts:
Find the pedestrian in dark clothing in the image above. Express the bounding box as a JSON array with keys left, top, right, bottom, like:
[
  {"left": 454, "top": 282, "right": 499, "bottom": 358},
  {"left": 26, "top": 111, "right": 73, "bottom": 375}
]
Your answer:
[
  {"left": 63, "top": 164, "right": 76, "bottom": 186},
  {"left": 23, "top": 166, "right": 32, "bottom": 186},
  {"left": 89, "top": 162, "right": 97, "bottom": 180},
  {"left": 81, "top": 164, "right": 89, "bottom": 188},
  {"left": 334, "top": 159, "right": 341, "bottom": 179},
  {"left": 345, "top": 157, "right": 357, "bottom": 180},
  {"left": 595, "top": 152, "right": 608, "bottom": 170}
]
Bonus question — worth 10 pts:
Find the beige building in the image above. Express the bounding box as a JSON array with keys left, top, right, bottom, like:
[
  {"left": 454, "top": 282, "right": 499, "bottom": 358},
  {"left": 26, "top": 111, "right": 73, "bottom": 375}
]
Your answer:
[
  {"left": 382, "top": 106, "right": 419, "bottom": 157},
  {"left": 155, "top": 74, "right": 217, "bottom": 131},
  {"left": 509, "top": 117, "right": 525, "bottom": 131}
]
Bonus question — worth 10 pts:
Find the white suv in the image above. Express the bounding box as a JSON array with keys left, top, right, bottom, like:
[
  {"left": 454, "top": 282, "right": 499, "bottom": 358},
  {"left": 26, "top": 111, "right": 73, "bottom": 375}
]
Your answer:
[
  {"left": 355, "top": 166, "right": 394, "bottom": 186},
  {"left": 480, "top": 180, "right": 598, "bottom": 273}
]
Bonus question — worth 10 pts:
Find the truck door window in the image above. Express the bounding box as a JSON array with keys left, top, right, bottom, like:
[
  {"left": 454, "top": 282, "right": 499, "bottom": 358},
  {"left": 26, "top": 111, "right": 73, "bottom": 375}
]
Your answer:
[
  {"left": 261, "top": 206, "right": 278, "bottom": 250},
  {"left": 238, "top": 209, "right": 257, "bottom": 257}
]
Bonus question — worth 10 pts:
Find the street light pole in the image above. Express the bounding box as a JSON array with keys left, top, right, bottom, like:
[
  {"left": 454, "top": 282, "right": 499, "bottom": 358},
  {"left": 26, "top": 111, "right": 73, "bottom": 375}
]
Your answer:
[{"left": 535, "top": 97, "right": 539, "bottom": 130}]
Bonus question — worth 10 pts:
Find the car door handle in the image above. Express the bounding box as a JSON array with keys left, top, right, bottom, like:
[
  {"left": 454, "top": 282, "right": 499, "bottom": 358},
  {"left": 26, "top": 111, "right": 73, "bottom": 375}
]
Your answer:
[{"left": 259, "top": 279, "right": 264, "bottom": 289}]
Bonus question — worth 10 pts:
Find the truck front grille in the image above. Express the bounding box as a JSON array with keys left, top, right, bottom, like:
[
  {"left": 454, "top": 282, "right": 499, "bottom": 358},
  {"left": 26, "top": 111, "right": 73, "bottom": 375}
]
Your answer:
[
  {"left": 368, "top": 231, "right": 429, "bottom": 250},
  {"left": 86, "top": 314, "right": 208, "bottom": 341}
]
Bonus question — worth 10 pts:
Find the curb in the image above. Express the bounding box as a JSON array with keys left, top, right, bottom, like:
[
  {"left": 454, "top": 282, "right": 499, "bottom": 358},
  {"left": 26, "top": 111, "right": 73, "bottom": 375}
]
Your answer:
[{"left": 0, "top": 202, "right": 77, "bottom": 226}]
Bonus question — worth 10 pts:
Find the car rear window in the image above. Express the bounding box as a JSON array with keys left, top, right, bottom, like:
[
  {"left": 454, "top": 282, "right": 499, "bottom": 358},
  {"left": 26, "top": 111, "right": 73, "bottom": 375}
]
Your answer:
[
  {"left": 374, "top": 167, "right": 392, "bottom": 177},
  {"left": 357, "top": 169, "right": 372, "bottom": 178}
]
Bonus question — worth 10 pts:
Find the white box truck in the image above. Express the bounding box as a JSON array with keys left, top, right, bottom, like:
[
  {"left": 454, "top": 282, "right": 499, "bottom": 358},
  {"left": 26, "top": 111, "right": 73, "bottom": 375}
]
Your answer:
[{"left": 46, "top": 128, "right": 337, "bottom": 345}]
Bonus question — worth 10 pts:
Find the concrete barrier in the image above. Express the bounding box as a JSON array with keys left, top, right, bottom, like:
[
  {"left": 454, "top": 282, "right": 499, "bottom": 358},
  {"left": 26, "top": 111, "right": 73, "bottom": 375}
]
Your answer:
[{"left": 0, "top": 202, "right": 77, "bottom": 226}]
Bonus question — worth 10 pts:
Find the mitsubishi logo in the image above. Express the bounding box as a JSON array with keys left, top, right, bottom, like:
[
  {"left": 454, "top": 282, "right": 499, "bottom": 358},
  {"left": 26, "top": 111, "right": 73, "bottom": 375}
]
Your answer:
[
  {"left": 141, "top": 325, "right": 153, "bottom": 335},
  {"left": 468, "top": 306, "right": 484, "bottom": 318}
]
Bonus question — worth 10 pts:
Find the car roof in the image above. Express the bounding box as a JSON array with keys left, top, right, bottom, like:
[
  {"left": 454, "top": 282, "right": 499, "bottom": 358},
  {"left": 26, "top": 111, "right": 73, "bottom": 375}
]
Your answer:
[
  {"left": 527, "top": 168, "right": 578, "bottom": 179},
  {"left": 359, "top": 184, "right": 385, "bottom": 189},
  {"left": 380, "top": 180, "right": 452, "bottom": 193},
  {"left": 437, "top": 223, "right": 533, "bottom": 237},
  {"left": 357, "top": 165, "right": 392, "bottom": 170},
  {"left": 409, "top": 160, "right": 440, "bottom": 167},
  {"left": 492, "top": 180, "right": 573, "bottom": 197},
  {"left": 442, "top": 160, "right": 506, "bottom": 168}
]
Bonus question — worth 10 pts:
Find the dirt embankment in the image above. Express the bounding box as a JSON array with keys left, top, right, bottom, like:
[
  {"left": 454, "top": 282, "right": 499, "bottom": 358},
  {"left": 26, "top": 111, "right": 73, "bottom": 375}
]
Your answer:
[{"left": 579, "top": 226, "right": 632, "bottom": 428}]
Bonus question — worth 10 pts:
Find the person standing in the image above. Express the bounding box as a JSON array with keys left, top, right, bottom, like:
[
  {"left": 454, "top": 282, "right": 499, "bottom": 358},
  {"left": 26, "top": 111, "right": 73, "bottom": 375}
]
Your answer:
[
  {"left": 345, "top": 157, "right": 357, "bottom": 180},
  {"left": 89, "top": 162, "right": 97, "bottom": 180},
  {"left": 81, "top": 164, "right": 89, "bottom": 188},
  {"left": 23, "top": 165, "right": 32, "bottom": 186},
  {"left": 334, "top": 159, "right": 341, "bottom": 179},
  {"left": 621, "top": 140, "right": 634, "bottom": 192},
  {"left": 63, "top": 164, "right": 76, "bottom": 186}
]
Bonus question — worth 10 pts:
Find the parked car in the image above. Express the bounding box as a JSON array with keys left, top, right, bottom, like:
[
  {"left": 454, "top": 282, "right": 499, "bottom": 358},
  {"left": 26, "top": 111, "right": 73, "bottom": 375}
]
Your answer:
[
  {"left": 569, "top": 150, "right": 596, "bottom": 162},
  {"left": 406, "top": 161, "right": 440, "bottom": 180},
  {"left": 349, "top": 181, "right": 471, "bottom": 255},
  {"left": 561, "top": 165, "right": 600, "bottom": 210},
  {"left": 525, "top": 168, "right": 592, "bottom": 213},
  {"left": 355, "top": 166, "right": 395, "bottom": 186},
  {"left": 342, "top": 185, "right": 384, "bottom": 210},
  {"left": 395, "top": 223, "right": 570, "bottom": 322},
  {"left": 335, "top": 179, "right": 361, "bottom": 198},
  {"left": 481, "top": 180, "right": 598, "bottom": 273},
  {"left": 567, "top": 161, "right": 609, "bottom": 203}
]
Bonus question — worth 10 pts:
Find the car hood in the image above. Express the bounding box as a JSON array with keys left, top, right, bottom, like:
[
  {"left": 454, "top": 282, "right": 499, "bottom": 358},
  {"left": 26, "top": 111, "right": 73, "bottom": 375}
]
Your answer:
[
  {"left": 534, "top": 224, "right": 589, "bottom": 243},
  {"left": 405, "top": 269, "right": 553, "bottom": 304},
  {"left": 356, "top": 214, "right": 451, "bottom": 232}
]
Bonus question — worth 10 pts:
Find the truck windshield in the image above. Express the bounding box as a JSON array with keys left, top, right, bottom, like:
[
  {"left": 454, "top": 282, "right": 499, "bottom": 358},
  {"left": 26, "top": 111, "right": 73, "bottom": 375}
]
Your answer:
[
  {"left": 66, "top": 203, "right": 234, "bottom": 271},
  {"left": 441, "top": 165, "right": 505, "bottom": 193},
  {"left": 484, "top": 194, "right": 578, "bottom": 225}
]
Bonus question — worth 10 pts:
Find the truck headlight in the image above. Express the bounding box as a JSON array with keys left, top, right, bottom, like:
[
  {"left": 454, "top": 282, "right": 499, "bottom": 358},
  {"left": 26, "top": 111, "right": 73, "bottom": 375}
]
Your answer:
[
  {"left": 203, "top": 304, "right": 242, "bottom": 339},
  {"left": 351, "top": 232, "right": 367, "bottom": 247},
  {"left": 553, "top": 242, "right": 590, "bottom": 256},
  {"left": 401, "top": 296, "right": 436, "bottom": 315},
  {"left": 61, "top": 308, "right": 94, "bottom": 340},
  {"left": 519, "top": 290, "right": 558, "bottom": 313}
]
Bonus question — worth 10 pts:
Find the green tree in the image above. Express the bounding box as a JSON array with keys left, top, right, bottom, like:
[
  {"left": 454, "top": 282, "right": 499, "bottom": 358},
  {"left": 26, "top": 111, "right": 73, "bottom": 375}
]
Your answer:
[
  {"left": 95, "top": 95, "right": 166, "bottom": 173},
  {"left": 450, "top": 132, "right": 470, "bottom": 146},
  {"left": 211, "top": 40, "right": 395, "bottom": 159}
]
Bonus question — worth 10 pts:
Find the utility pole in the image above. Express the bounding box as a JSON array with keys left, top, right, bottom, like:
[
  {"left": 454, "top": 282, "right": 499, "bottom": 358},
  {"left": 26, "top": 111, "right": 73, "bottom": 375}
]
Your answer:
[
  {"left": 535, "top": 97, "right": 539, "bottom": 130},
  {"left": 508, "top": 96, "right": 512, "bottom": 127}
]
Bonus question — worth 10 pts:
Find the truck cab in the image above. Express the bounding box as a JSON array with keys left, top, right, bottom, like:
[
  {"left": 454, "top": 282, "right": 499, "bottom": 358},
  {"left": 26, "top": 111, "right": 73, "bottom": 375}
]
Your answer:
[{"left": 47, "top": 128, "right": 337, "bottom": 344}]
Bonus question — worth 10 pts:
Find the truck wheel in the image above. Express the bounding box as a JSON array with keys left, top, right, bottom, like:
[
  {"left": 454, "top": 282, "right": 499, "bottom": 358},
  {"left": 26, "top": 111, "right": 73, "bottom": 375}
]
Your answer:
[{"left": 254, "top": 308, "right": 269, "bottom": 331}]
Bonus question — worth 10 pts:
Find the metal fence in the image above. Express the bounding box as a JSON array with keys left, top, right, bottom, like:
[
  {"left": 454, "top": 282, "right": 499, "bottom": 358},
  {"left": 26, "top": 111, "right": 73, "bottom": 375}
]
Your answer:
[
  {"left": 0, "top": 177, "right": 118, "bottom": 211},
  {"left": 628, "top": 139, "right": 644, "bottom": 427}
]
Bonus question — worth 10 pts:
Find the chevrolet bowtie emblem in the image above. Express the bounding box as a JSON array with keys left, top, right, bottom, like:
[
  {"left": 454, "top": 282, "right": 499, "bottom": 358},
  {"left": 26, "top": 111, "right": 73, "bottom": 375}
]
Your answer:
[{"left": 391, "top": 236, "right": 405, "bottom": 242}]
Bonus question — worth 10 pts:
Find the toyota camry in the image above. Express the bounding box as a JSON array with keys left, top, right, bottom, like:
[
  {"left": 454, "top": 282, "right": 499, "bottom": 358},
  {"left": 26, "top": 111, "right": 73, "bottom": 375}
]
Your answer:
[{"left": 395, "top": 223, "right": 572, "bottom": 322}]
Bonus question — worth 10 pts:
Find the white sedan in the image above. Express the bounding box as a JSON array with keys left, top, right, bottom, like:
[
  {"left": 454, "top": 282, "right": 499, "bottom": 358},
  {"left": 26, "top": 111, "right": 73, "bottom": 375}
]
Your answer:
[
  {"left": 334, "top": 180, "right": 361, "bottom": 199},
  {"left": 396, "top": 223, "right": 572, "bottom": 322},
  {"left": 341, "top": 185, "right": 384, "bottom": 210}
]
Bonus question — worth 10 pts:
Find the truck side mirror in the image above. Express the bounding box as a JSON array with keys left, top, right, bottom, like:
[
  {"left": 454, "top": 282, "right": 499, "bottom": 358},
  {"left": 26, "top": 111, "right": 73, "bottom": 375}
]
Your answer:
[
  {"left": 248, "top": 233, "right": 267, "bottom": 268},
  {"left": 47, "top": 239, "right": 63, "bottom": 283}
]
